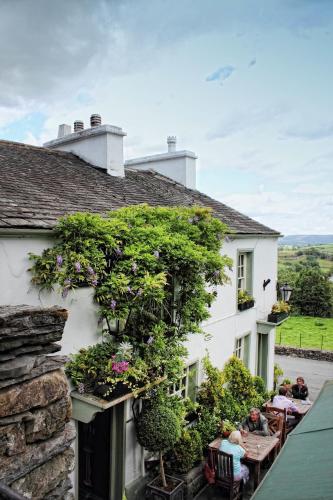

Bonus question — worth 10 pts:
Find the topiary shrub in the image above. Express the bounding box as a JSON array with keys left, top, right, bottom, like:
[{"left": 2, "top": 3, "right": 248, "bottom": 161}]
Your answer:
[
  {"left": 168, "top": 428, "right": 202, "bottom": 474},
  {"left": 136, "top": 401, "right": 181, "bottom": 487}
]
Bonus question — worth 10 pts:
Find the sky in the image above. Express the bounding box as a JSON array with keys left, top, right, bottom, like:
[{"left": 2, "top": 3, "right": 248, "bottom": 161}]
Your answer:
[{"left": 0, "top": 0, "right": 332, "bottom": 235}]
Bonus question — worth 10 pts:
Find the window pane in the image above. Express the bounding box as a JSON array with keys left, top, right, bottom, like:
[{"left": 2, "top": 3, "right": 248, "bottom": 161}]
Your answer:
[{"left": 187, "top": 363, "right": 198, "bottom": 402}]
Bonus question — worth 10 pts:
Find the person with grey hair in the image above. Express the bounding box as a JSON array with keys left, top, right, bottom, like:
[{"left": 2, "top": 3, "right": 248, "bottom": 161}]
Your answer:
[
  {"left": 220, "top": 430, "right": 250, "bottom": 483},
  {"left": 239, "top": 408, "right": 269, "bottom": 436}
]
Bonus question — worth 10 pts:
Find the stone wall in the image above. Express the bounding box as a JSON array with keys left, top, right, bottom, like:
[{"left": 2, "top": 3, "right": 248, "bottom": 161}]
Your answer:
[
  {"left": 275, "top": 345, "right": 333, "bottom": 362},
  {"left": 0, "top": 305, "right": 75, "bottom": 499}
]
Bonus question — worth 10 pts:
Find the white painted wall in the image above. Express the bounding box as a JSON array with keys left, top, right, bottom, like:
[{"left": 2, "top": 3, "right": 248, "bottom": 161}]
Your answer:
[{"left": 0, "top": 231, "right": 278, "bottom": 488}]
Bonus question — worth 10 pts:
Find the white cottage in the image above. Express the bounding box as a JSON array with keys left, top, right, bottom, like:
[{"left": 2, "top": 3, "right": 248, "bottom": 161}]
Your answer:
[{"left": 0, "top": 114, "right": 280, "bottom": 499}]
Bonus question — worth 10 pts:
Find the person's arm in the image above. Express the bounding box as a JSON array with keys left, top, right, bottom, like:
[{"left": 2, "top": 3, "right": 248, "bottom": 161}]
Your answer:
[
  {"left": 239, "top": 418, "right": 250, "bottom": 432},
  {"left": 303, "top": 385, "right": 309, "bottom": 399},
  {"left": 291, "top": 384, "right": 299, "bottom": 398}
]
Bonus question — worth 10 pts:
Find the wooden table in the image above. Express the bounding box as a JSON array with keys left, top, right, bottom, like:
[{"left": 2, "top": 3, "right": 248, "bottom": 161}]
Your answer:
[
  {"left": 264, "top": 398, "right": 313, "bottom": 417},
  {"left": 209, "top": 434, "right": 279, "bottom": 490}
]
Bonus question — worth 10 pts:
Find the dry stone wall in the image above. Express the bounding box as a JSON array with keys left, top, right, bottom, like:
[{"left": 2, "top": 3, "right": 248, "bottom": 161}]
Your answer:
[{"left": 0, "top": 305, "right": 75, "bottom": 500}]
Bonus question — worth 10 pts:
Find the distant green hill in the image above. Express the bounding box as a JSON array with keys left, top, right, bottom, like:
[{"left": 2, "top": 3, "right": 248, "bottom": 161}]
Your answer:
[{"left": 279, "top": 235, "right": 333, "bottom": 246}]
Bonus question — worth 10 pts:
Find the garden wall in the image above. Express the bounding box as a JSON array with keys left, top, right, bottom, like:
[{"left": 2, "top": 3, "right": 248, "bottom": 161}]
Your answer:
[
  {"left": 275, "top": 345, "right": 333, "bottom": 362},
  {"left": 0, "top": 305, "right": 75, "bottom": 499}
]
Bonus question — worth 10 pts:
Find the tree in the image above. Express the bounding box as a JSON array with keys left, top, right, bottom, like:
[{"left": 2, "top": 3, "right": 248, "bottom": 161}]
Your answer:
[
  {"left": 136, "top": 400, "right": 181, "bottom": 487},
  {"left": 291, "top": 267, "right": 333, "bottom": 317}
]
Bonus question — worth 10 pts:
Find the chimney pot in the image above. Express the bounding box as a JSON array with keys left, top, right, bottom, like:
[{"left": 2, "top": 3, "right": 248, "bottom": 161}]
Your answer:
[
  {"left": 74, "top": 120, "right": 84, "bottom": 132},
  {"left": 167, "top": 136, "right": 177, "bottom": 152},
  {"left": 90, "top": 114, "right": 102, "bottom": 127},
  {"left": 58, "top": 124, "right": 71, "bottom": 138}
]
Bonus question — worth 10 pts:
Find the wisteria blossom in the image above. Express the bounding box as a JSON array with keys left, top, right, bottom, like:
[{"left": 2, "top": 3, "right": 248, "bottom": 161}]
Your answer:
[
  {"left": 132, "top": 262, "right": 138, "bottom": 273},
  {"left": 74, "top": 262, "right": 81, "bottom": 272},
  {"left": 110, "top": 299, "right": 117, "bottom": 310},
  {"left": 87, "top": 266, "right": 95, "bottom": 275},
  {"left": 56, "top": 255, "right": 63, "bottom": 267}
]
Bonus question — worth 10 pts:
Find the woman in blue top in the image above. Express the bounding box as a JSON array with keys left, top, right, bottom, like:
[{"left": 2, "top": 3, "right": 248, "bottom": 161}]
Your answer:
[{"left": 220, "top": 430, "right": 250, "bottom": 483}]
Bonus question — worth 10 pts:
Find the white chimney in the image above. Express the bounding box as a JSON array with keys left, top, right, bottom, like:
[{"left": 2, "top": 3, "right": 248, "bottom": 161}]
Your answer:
[
  {"left": 125, "top": 136, "right": 197, "bottom": 189},
  {"left": 57, "top": 124, "right": 71, "bottom": 138},
  {"left": 44, "top": 114, "right": 126, "bottom": 177},
  {"left": 167, "top": 136, "right": 177, "bottom": 152}
]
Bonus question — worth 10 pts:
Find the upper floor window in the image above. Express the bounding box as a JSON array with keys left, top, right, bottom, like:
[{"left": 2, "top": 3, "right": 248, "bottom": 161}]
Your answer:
[{"left": 237, "top": 251, "right": 253, "bottom": 294}]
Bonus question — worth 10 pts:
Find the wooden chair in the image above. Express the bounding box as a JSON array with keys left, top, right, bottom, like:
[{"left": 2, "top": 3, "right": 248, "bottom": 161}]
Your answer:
[
  {"left": 263, "top": 412, "right": 284, "bottom": 453},
  {"left": 214, "top": 450, "right": 243, "bottom": 500},
  {"left": 264, "top": 406, "right": 291, "bottom": 443}
]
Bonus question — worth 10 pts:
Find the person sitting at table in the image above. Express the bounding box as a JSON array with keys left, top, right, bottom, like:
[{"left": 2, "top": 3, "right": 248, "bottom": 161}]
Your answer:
[
  {"left": 291, "top": 376, "right": 309, "bottom": 400},
  {"left": 220, "top": 430, "right": 250, "bottom": 483},
  {"left": 239, "top": 408, "right": 270, "bottom": 436},
  {"left": 272, "top": 386, "right": 299, "bottom": 426}
]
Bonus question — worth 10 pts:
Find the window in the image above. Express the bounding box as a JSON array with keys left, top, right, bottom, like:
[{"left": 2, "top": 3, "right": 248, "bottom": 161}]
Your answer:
[
  {"left": 237, "top": 251, "right": 253, "bottom": 294},
  {"left": 169, "top": 361, "right": 199, "bottom": 401},
  {"left": 234, "top": 334, "right": 251, "bottom": 368}
]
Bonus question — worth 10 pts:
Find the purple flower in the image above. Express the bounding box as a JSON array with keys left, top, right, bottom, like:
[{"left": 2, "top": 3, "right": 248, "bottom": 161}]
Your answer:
[
  {"left": 136, "top": 288, "right": 143, "bottom": 297},
  {"left": 115, "top": 247, "right": 123, "bottom": 256},
  {"left": 131, "top": 262, "right": 138, "bottom": 273},
  {"left": 109, "top": 299, "right": 117, "bottom": 311},
  {"left": 153, "top": 250, "right": 160, "bottom": 259},
  {"left": 78, "top": 383, "right": 85, "bottom": 394},
  {"left": 147, "top": 336, "right": 154, "bottom": 345},
  {"left": 56, "top": 255, "right": 63, "bottom": 267},
  {"left": 62, "top": 288, "right": 69, "bottom": 299},
  {"left": 127, "top": 286, "right": 133, "bottom": 294},
  {"left": 74, "top": 262, "right": 81, "bottom": 272},
  {"left": 64, "top": 278, "right": 71, "bottom": 286},
  {"left": 91, "top": 279, "right": 98, "bottom": 287},
  {"left": 87, "top": 266, "right": 95, "bottom": 275}
]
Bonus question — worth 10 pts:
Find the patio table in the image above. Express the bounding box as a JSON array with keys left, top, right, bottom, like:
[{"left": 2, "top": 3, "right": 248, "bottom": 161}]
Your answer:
[
  {"left": 263, "top": 397, "right": 313, "bottom": 417},
  {"left": 209, "top": 433, "right": 279, "bottom": 490}
]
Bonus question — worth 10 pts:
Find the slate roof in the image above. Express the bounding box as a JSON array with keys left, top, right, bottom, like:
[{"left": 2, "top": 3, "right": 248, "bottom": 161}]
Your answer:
[{"left": 0, "top": 140, "right": 279, "bottom": 235}]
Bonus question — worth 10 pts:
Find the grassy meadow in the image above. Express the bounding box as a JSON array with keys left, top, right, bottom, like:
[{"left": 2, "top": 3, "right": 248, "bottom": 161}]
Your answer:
[{"left": 276, "top": 316, "right": 333, "bottom": 351}]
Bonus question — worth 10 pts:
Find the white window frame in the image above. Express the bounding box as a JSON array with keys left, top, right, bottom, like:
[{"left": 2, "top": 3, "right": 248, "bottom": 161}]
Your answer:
[
  {"left": 234, "top": 333, "right": 251, "bottom": 367},
  {"left": 237, "top": 250, "right": 253, "bottom": 294},
  {"left": 169, "top": 360, "right": 199, "bottom": 401}
]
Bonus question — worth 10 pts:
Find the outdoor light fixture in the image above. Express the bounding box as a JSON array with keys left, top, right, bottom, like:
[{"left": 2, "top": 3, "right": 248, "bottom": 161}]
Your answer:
[
  {"left": 263, "top": 279, "right": 271, "bottom": 290},
  {"left": 280, "top": 283, "right": 292, "bottom": 302}
]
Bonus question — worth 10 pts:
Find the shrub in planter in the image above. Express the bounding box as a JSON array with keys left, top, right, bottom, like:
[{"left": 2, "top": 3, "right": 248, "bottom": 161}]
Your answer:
[
  {"left": 168, "top": 428, "right": 202, "bottom": 475},
  {"left": 195, "top": 407, "right": 220, "bottom": 449},
  {"left": 136, "top": 400, "right": 182, "bottom": 491}
]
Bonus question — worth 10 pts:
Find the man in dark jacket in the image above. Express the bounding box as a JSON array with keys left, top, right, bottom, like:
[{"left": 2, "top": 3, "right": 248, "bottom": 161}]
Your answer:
[
  {"left": 239, "top": 408, "right": 269, "bottom": 436},
  {"left": 292, "top": 377, "right": 309, "bottom": 400}
]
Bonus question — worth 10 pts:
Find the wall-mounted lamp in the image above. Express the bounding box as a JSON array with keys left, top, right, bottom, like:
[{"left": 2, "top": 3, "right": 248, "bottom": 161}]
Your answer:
[
  {"left": 263, "top": 279, "right": 271, "bottom": 290},
  {"left": 280, "top": 283, "right": 293, "bottom": 302}
]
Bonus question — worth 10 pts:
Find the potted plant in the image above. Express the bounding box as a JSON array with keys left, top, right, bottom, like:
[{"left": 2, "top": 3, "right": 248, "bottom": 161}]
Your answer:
[
  {"left": 166, "top": 428, "right": 205, "bottom": 500},
  {"left": 268, "top": 301, "right": 291, "bottom": 323},
  {"left": 237, "top": 290, "right": 255, "bottom": 311},
  {"left": 281, "top": 378, "right": 292, "bottom": 396},
  {"left": 136, "top": 400, "right": 184, "bottom": 500},
  {"left": 220, "top": 419, "right": 236, "bottom": 438}
]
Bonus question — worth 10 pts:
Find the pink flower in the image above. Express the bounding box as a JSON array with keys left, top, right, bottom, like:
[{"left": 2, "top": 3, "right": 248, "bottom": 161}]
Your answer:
[{"left": 112, "top": 360, "right": 129, "bottom": 374}]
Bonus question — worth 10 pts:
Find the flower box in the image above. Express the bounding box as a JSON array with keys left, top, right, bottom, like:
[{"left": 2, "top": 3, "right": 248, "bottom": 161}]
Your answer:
[
  {"left": 238, "top": 300, "right": 255, "bottom": 311},
  {"left": 146, "top": 475, "right": 184, "bottom": 500},
  {"left": 267, "top": 312, "right": 288, "bottom": 323}
]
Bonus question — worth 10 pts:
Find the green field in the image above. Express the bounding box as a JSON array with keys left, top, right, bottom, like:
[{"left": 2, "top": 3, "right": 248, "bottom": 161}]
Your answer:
[
  {"left": 278, "top": 243, "right": 333, "bottom": 276},
  {"left": 276, "top": 316, "right": 333, "bottom": 351}
]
